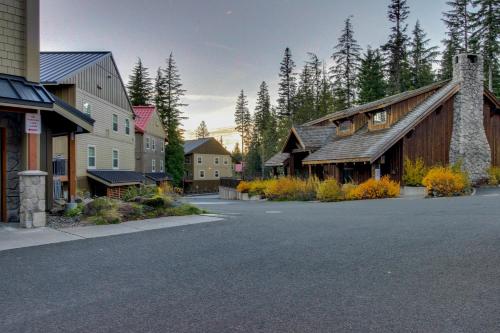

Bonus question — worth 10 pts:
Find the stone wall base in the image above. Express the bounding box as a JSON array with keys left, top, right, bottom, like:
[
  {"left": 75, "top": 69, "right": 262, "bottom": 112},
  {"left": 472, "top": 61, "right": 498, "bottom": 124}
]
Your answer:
[{"left": 19, "top": 170, "right": 47, "bottom": 228}]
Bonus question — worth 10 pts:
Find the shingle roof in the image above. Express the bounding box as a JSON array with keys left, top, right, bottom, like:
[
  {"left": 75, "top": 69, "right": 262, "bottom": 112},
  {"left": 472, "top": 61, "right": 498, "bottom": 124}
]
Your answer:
[
  {"left": 293, "top": 125, "right": 336, "bottom": 149},
  {"left": 133, "top": 106, "right": 156, "bottom": 133},
  {"left": 40, "top": 52, "right": 110, "bottom": 83},
  {"left": 183, "top": 138, "right": 211, "bottom": 154},
  {"left": 0, "top": 74, "right": 53, "bottom": 108},
  {"left": 264, "top": 152, "right": 290, "bottom": 167},
  {"left": 303, "top": 80, "right": 448, "bottom": 126},
  {"left": 145, "top": 172, "right": 172, "bottom": 182},
  {"left": 303, "top": 81, "right": 461, "bottom": 164},
  {"left": 87, "top": 170, "right": 145, "bottom": 186}
]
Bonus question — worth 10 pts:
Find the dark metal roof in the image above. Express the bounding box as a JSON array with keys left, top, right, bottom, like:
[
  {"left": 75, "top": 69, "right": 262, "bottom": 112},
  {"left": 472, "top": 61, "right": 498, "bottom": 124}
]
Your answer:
[
  {"left": 51, "top": 94, "right": 95, "bottom": 125},
  {"left": 293, "top": 125, "right": 336, "bottom": 149},
  {"left": 145, "top": 172, "right": 173, "bottom": 182},
  {"left": 265, "top": 152, "right": 290, "bottom": 167},
  {"left": 40, "top": 51, "right": 110, "bottom": 83},
  {"left": 87, "top": 170, "right": 145, "bottom": 185},
  {"left": 0, "top": 74, "right": 54, "bottom": 108},
  {"left": 183, "top": 138, "right": 212, "bottom": 154},
  {"left": 303, "top": 81, "right": 461, "bottom": 164}
]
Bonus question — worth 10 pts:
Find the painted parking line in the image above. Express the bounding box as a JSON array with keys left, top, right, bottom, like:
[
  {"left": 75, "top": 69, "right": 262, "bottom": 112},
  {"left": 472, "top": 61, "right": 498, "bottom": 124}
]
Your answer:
[
  {"left": 265, "top": 211, "right": 282, "bottom": 214},
  {"left": 481, "top": 193, "right": 499, "bottom": 197}
]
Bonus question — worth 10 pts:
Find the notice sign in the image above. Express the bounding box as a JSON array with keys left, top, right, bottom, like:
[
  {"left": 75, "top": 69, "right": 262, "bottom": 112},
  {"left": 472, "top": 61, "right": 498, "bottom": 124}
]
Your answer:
[
  {"left": 375, "top": 168, "right": 381, "bottom": 180},
  {"left": 25, "top": 113, "right": 41, "bottom": 134}
]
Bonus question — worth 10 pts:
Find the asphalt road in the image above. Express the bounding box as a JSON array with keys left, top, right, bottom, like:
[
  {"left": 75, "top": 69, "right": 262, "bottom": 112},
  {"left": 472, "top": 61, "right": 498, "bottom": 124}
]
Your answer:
[{"left": 1, "top": 191, "right": 500, "bottom": 332}]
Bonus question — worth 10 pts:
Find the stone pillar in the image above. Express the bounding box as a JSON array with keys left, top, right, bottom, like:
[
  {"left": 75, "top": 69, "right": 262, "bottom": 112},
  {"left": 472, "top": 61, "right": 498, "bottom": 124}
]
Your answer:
[
  {"left": 18, "top": 170, "right": 47, "bottom": 228},
  {"left": 449, "top": 54, "right": 491, "bottom": 184}
]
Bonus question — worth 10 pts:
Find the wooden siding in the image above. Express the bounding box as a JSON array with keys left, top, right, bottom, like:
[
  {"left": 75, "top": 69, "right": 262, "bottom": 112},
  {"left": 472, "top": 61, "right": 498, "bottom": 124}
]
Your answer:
[
  {"left": 0, "top": 0, "right": 26, "bottom": 77},
  {"left": 402, "top": 97, "right": 454, "bottom": 167},
  {"left": 145, "top": 111, "right": 166, "bottom": 139},
  {"left": 61, "top": 54, "right": 132, "bottom": 112},
  {"left": 483, "top": 99, "right": 500, "bottom": 166},
  {"left": 136, "top": 132, "right": 165, "bottom": 173},
  {"left": 192, "top": 153, "right": 232, "bottom": 180},
  {"left": 46, "top": 85, "right": 76, "bottom": 106},
  {"left": 380, "top": 140, "right": 403, "bottom": 183}
]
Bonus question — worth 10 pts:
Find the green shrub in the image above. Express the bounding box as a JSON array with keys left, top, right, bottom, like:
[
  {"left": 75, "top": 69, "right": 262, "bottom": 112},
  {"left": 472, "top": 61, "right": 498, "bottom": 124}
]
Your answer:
[
  {"left": 166, "top": 204, "right": 205, "bottom": 216},
  {"left": 142, "top": 195, "right": 173, "bottom": 208},
  {"left": 64, "top": 204, "right": 83, "bottom": 217},
  {"left": 122, "top": 185, "right": 157, "bottom": 202},
  {"left": 83, "top": 197, "right": 117, "bottom": 216},
  {"left": 487, "top": 166, "right": 500, "bottom": 185},
  {"left": 118, "top": 203, "right": 144, "bottom": 220},
  {"left": 89, "top": 209, "right": 121, "bottom": 225},
  {"left": 316, "top": 179, "right": 343, "bottom": 202},
  {"left": 403, "top": 157, "right": 427, "bottom": 186}
]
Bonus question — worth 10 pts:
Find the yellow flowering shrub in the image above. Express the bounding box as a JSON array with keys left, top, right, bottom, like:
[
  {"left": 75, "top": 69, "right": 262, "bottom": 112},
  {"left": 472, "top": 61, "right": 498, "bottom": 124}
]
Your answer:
[
  {"left": 316, "top": 179, "right": 343, "bottom": 202},
  {"left": 346, "top": 176, "right": 400, "bottom": 200},
  {"left": 264, "top": 177, "right": 317, "bottom": 201},
  {"left": 488, "top": 166, "right": 500, "bottom": 185},
  {"left": 236, "top": 181, "right": 252, "bottom": 193},
  {"left": 402, "top": 157, "right": 427, "bottom": 186},
  {"left": 422, "top": 166, "right": 467, "bottom": 196}
]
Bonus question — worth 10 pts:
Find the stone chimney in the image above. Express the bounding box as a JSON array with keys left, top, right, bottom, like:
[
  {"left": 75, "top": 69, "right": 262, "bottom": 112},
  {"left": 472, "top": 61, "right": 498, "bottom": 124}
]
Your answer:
[{"left": 449, "top": 54, "right": 491, "bottom": 184}]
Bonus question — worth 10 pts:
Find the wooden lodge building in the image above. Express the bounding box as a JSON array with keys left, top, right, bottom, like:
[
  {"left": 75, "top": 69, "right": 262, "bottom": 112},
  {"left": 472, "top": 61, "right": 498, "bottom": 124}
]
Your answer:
[{"left": 266, "top": 54, "right": 500, "bottom": 185}]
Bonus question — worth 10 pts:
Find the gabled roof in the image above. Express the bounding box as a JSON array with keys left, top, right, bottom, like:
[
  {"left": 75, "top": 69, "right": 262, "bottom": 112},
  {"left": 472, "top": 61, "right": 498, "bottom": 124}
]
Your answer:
[
  {"left": 133, "top": 106, "right": 156, "bottom": 133},
  {"left": 183, "top": 137, "right": 231, "bottom": 156},
  {"left": 145, "top": 172, "right": 172, "bottom": 182},
  {"left": 0, "top": 74, "right": 53, "bottom": 109},
  {"left": 303, "top": 81, "right": 461, "bottom": 164},
  {"left": 184, "top": 138, "right": 211, "bottom": 154},
  {"left": 40, "top": 51, "right": 110, "bottom": 84},
  {"left": 303, "top": 80, "right": 448, "bottom": 126},
  {"left": 51, "top": 94, "right": 94, "bottom": 132},
  {"left": 292, "top": 125, "right": 336, "bottom": 150},
  {"left": 87, "top": 170, "right": 145, "bottom": 186},
  {"left": 264, "top": 152, "right": 290, "bottom": 167}
]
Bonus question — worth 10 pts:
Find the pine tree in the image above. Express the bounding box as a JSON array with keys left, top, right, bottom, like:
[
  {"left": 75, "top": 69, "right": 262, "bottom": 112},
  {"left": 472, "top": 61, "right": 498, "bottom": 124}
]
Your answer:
[
  {"left": 254, "top": 81, "right": 271, "bottom": 138},
  {"left": 127, "top": 58, "right": 153, "bottom": 106},
  {"left": 234, "top": 90, "right": 252, "bottom": 154},
  {"left": 439, "top": 37, "right": 460, "bottom": 79},
  {"left": 330, "top": 16, "right": 361, "bottom": 110},
  {"left": 277, "top": 47, "right": 297, "bottom": 119},
  {"left": 294, "top": 62, "right": 316, "bottom": 123},
  {"left": 306, "top": 53, "right": 323, "bottom": 118},
  {"left": 245, "top": 119, "right": 262, "bottom": 178},
  {"left": 443, "top": 0, "right": 473, "bottom": 53},
  {"left": 358, "top": 47, "right": 387, "bottom": 104},
  {"left": 317, "top": 63, "right": 335, "bottom": 116},
  {"left": 470, "top": 0, "right": 500, "bottom": 93},
  {"left": 383, "top": 0, "right": 412, "bottom": 94},
  {"left": 262, "top": 107, "right": 280, "bottom": 161},
  {"left": 195, "top": 121, "right": 210, "bottom": 139},
  {"left": 409, "top": 21, "right": 439, "bottom": 88},
  {"left": 155, "top": 53, "right": 187, "bottom": 186},
  {"left": 232, "top": 142, "right": 242, "bottom": 163}
]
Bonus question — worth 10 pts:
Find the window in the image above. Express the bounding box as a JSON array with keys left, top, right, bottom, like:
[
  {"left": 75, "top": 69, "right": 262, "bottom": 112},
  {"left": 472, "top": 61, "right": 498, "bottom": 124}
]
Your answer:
[
  {"left": 197, "top": 156, "right": 202, "bottom": 164},
  {"left": 83, "top": 102, "right": 91, "bottom": 116},
  {"left": 146, "top": 137, "right": 150, "bottom": 150},
  {"left": 214, "top": 157, "right": 219, "bottom": 165},
  {"left": 223, "top": 157, "right": 228, "bottom": 165},
  {"left": 373, "top": 111, "right": 387, "bottom": 125},
  {"left": 152, "top": 138, "right": 156, "bottom": 151},
  {"left": 125, "top": 119, "right": 130, "bottom": 135},
  {"left": 112, "top": 149, "right": 119, "bottom": 169},
  {"left": 214, "top": 170, "right": 219, "bottom": 178},
  {"left": 160, "top": 160, "right": 164, "bottom": 172},
  {"left": 199, "top": 170, "right": 205, "bottom": 178},
  {"left": 152, "top": 159, "right": 156, "bottom": 172},
  {"left": 161, "top": 142, "right": 164, "bottom": 152},
  {"left": 184, "top": 156, "right": 191, "bottom": 164},
  {"left": 87, "top": 146, "right": 96, "bottom": 169},
  {"left": 339, "top": 120, "right": 352, "bottom": 132},
  {"left": 112, "top": 114, "right": 118, "bottom": 132}
]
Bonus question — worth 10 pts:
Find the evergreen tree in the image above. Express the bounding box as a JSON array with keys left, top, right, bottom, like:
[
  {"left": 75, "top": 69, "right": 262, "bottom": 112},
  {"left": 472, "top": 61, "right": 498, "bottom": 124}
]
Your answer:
[
  {"left": 254, "top": 81, "right": 272, "bottom": 137},
  {"left": 317, "top": 63, "right": 335, "bottom": 116},
  {"left": 439, "top": 37, "right": 460, "bottom": 80},
  {"left": 358, "top": 47, "right": 387, "bottom": 104},
  {"left": 245, "top": 120, "right": 262, "bottom": 178},
  {"left": 155, "top": 53, "right": 187, "bottom": 186},
  {"left": 294, "top": 62, "right": 316, "bottom": 123},
  {"left": 330, "top": 16, "right": 361, "bottom": 110},
  {"left": 383, "top": 0, "right": 412, "bottom": 94},
  {"left": 195, "top": 121, "right": 210, "bottom": 139},
  {"left": 234, "top": 90, "right": 252, "bottom": 154},
  {"left": 306, "top": 53, "right": 323, "bottom": 117},
  {"left": 262, "top": 107, "right": 280, "bottom": 162},
  {"left": 127, "top": 58, "right": 153, "bottom": 106},
  {"left": 470, "top": 0, "right": 500, "bottom": 93},
  {"left": 277, "top": 47, "right": 297, "bottom": 119},
  {"left": 409, "top": 21, "right": 439, "bottom": 88},
  {"left": 232, "top": 142, "right": 243, "bottom": 163},
  {"left": 443, "top": 0, "right": 473, "bottom": 53}
]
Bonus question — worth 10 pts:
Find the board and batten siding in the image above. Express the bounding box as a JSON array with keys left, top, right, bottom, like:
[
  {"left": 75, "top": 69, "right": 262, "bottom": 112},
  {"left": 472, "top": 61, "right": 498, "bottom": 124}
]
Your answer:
[{"left": 192, "top": 153, "right": 233, "bottom": 181}]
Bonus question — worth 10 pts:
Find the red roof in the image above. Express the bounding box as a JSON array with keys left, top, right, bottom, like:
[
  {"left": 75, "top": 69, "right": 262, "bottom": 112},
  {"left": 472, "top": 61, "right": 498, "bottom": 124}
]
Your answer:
[{"left": 133, "top": 105, "right": 156, "bottom": 133}]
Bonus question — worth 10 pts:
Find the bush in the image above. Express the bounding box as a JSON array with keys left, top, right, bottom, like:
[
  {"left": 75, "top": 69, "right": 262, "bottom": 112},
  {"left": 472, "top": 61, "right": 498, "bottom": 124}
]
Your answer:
[
  {"left": 166, "top": 204, "right": 206, "bottom": 216},
  {"left": 403, "top": 157, "right": 427, "bottom": 186},
  {"left": 264, "top": 177, "right": 318, "bottom": 201},
  {"left": 236, "top": 181, "right": 252, "bottom": 193},
  {"left": 118, "top": 203, "right": 144, "bottom": 220},
  {"left": 487, "top": 166, "right": 500, "bottom": 185},
  {"left": 64, "top": 204, "right": 83, "bottom": 217},
  {"left": 83, "top": 197, "right": 117, "bottom": 216},
  {"left": 422, "top": 166, "right": 468, "bottom": 197},
  {"left": 122, "top": 185, "right": 157, "bottom": 202},
  {"left": 346, "top": 176, "right": 400, "bottom": 200},
  {"left": 316, "top": 179, "right": 343, "bottom": 202},
  {"left": 248, "top": 179, "right": 272, "bottom": 196},
  {"left": 142, "top": 194, "right": 173, "bottom": 208},
  {"left": 90, "top": 209, "right": 121, "bottom": 225}
]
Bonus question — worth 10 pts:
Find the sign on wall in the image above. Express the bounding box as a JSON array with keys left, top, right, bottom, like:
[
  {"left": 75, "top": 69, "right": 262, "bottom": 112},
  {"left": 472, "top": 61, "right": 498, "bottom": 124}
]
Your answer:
[{"left": 25, "top": 113, "right": 41, "bottom": 134}]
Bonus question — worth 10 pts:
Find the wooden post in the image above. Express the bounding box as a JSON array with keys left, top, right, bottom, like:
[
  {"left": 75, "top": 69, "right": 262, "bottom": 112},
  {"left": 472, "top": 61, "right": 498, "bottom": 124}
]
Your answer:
[
  {"left": 308, "top": 164, "right": 312, "bottom": 178},
  {"left": 27, "top": 133, "right": 38, "bottom": 170},
  {"left": 1, "top": 128, "right": 7, "bottom": 223},
  {"left": 67, "top": 132, "right": 76, "bottom": 202}
]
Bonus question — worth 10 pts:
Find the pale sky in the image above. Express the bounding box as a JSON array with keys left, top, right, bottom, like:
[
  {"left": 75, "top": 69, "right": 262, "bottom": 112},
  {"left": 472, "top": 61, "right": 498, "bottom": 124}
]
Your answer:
[{"left": 40, "top": 0, "right": 449, "bottom": 150}]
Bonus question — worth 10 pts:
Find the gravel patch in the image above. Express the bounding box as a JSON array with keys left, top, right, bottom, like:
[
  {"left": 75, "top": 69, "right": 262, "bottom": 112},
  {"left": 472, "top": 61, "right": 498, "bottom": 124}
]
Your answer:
[{"left": 47, "top": 214, "right": 92, "bottom": 229}]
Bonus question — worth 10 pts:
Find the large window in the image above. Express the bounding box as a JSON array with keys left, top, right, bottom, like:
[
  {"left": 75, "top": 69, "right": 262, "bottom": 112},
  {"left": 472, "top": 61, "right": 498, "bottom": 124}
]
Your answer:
[
  {"left": 125, "top": 119, "right": 130, "bottom": 135},
  {"left": 152, "top": 159, "right": 156, "bottom": 172},
  {"left": 373, "top": 111, "right": 387, "bottom": 125},
  {"left": 112, "top": 149, "right": 119, "bottom": 169},
  {"left": 87, "top": 146, "right": 96, "bottom": 169},
  {"left": 83, "top": 102, "right": 91, "bottom": 116},
  {"left": 152, "top": 138, "right": 156, "bottom": 151},
  {"left": 112, "top": 114, "right": 118, "bottom": 132}
]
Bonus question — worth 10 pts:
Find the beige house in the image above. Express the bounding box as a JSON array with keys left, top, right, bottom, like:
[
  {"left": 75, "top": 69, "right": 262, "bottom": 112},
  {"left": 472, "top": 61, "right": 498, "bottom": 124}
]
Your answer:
[
  {"left": 41, "top": 52, "right": 143, "bottom": 197},
  {"left": 183, "top": 137, "right": 232, "bottom": 193}
]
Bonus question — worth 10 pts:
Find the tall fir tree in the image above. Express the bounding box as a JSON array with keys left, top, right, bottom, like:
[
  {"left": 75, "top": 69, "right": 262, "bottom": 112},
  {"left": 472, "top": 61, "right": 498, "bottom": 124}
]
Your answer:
[
  {"left": 439, "top": 37, "right": 460, "bottom": 80},
  {"left": 383, "top": 0, "right": 412, "bottom": 94},
  {"left": 127, "top": 58, "right": 153, "bottom": 106},
  {"left": 262, "top": 107, "right": 280, "bottom": 164},
  {"left": 357, "top": 47, "right": 387, "bottom": 104},
  {"left": 470, "top": 0, "right": 500, "bottom": 94},
  {"left": 330, "top": 16, "right": 361, "bottom": 110},
  {"left": 277, "top": 47, "right": 297, "bottom": 119},
  {"left": 232, "top": 142, "right": 242, "bottom": 163},
  {"left": 234, "top": 90, "right": 252, "bottom": 154},
  {"left": 195, "top": 121, "right": 210, "bottom": 139},
  {"left": 409, "top": 21, "right": 439, "bottom": 88},
  {"left": 317, "top": 63, "right": 335, "bottom": 116},
  {"left": 155, "top": 53, "right": 187, "bottom": 186},
  {"left": 306, "top": 53, "right": 323, "bottom": 118},
  {"left": 294, "top": 62, "right": 316, "bottom": 124},
  {"left": 443, "top": 0, "right": 473, "bottom": 53},
  {"left": 254, "top": 81, "right": 272, "bottom": 137}
]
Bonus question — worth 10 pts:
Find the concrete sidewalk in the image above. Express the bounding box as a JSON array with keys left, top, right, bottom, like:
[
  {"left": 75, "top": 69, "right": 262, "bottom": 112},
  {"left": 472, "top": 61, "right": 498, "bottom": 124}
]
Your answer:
[{"left": 0, "top": 215, "right": 223, "bottom": 252}]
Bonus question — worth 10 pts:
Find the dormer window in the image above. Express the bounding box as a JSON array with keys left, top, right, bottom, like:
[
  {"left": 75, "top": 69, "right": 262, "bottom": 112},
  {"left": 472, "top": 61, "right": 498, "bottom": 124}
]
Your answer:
[
  {"left": 373, "top": 111, "right": 387, "bottom": 125},
  {"left": 338, "top": 120, "right": 352, "bottom": 133}
]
